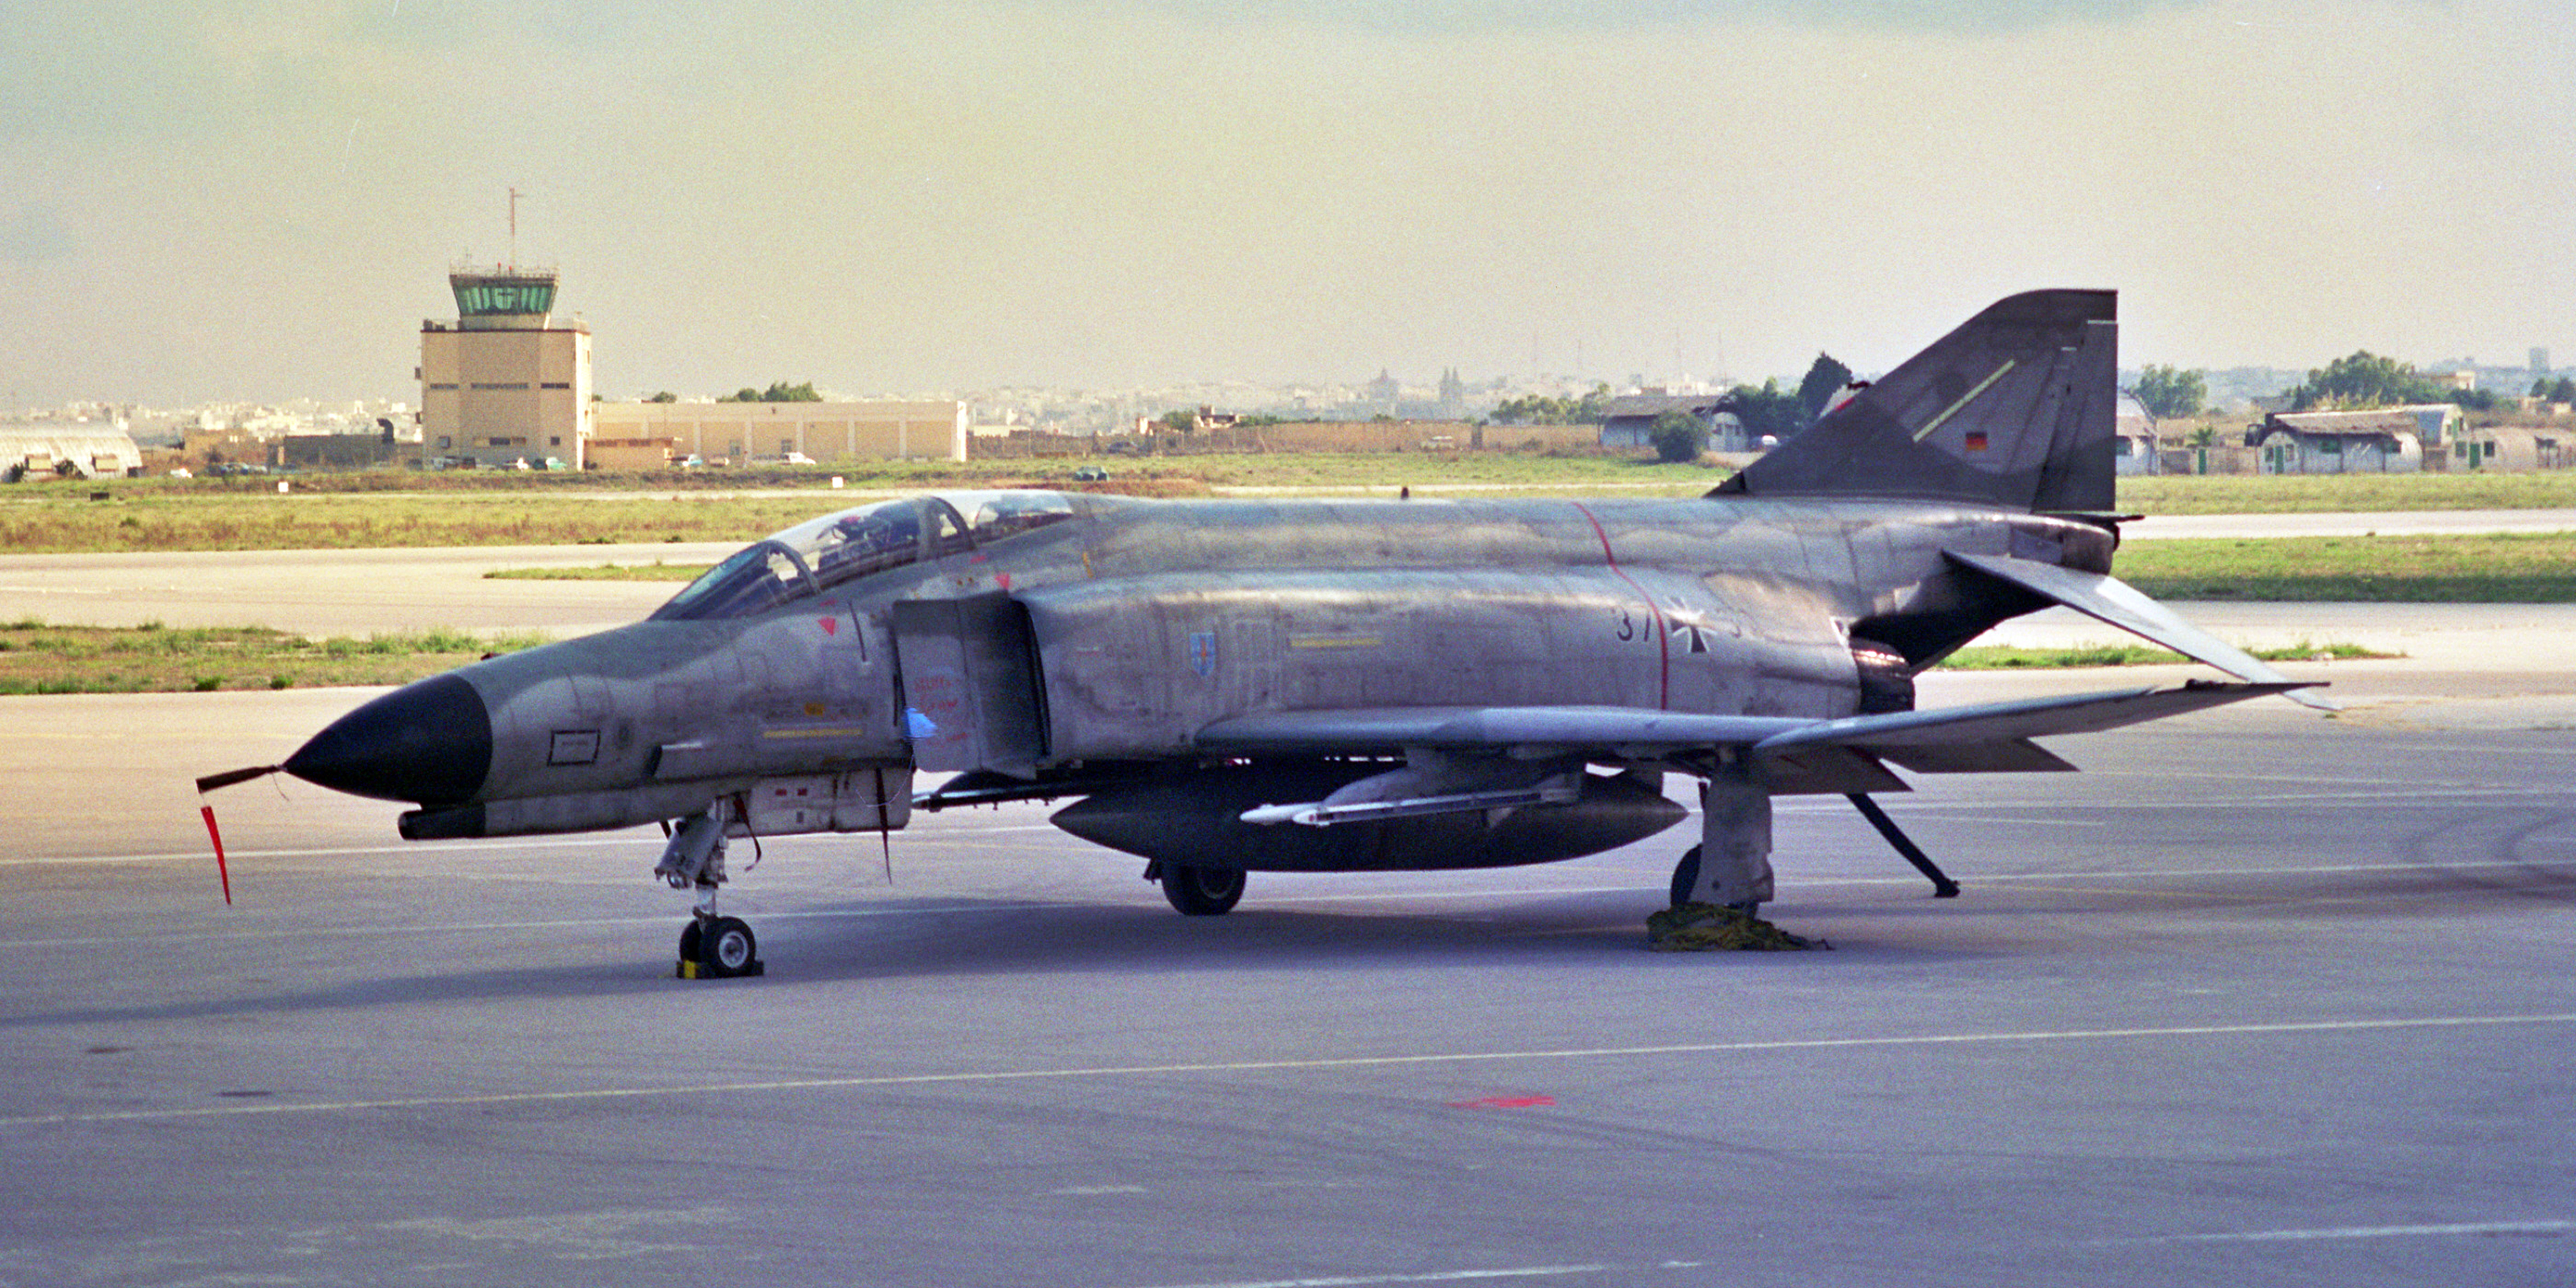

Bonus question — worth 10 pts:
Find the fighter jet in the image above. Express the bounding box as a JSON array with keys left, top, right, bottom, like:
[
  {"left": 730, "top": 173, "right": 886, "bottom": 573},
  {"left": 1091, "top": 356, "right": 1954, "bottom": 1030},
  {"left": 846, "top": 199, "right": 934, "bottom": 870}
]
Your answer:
[{"left": 204, "top": 290, "right": 2323, "bottom": 974}]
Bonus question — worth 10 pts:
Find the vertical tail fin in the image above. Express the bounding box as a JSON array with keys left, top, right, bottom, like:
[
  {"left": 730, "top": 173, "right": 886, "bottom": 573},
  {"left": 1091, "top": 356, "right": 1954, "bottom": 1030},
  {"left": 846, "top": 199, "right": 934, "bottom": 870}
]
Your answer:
[{"left": 1712, "top": 289, "right": 2117, "bottom": 512}]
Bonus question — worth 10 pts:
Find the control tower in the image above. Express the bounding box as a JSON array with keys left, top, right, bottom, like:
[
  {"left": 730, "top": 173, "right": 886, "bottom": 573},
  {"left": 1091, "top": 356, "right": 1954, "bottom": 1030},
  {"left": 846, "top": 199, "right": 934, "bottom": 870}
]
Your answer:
[{"left": 419, "top": 263, "right": 591, "bottom": 468}]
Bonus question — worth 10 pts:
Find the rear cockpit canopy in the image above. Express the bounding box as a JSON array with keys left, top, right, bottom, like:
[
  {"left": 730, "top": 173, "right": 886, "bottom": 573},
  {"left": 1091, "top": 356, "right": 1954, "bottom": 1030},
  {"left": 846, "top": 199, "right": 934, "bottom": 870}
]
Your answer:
[{"left": 650, "top": 490, "right": 1077, "bottom": 622}]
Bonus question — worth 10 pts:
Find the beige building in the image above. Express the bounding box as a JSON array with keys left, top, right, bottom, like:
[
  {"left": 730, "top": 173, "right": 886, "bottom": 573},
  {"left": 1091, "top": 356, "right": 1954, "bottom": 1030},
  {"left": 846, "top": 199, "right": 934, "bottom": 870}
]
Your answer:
[
  {"left": 419, "top": 268, "right": 592, "bottom": 468},
  {"left": 590, "top": 400, "right": 970, "bottom": 464}
]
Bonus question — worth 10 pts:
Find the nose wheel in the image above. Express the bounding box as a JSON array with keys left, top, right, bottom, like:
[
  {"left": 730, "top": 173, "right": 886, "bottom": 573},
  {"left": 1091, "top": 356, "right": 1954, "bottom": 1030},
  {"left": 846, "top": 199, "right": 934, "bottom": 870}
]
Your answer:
[{"left": 677, "top": 913, "right": 764, "bottom": 979}]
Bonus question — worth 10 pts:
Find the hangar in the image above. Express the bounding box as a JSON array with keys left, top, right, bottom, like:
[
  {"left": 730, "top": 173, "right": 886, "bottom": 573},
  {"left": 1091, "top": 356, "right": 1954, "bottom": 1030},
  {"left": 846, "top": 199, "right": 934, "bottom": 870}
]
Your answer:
[{"left": 0, "top": 424, "right": 144, "bottom": 482}]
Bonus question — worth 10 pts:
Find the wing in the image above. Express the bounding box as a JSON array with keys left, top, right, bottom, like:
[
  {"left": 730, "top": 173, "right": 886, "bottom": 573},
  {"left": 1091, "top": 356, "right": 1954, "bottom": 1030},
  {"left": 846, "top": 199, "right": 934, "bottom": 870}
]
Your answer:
[{"left": 1195, "top": 680, "right": 2313, "bottom": 806}]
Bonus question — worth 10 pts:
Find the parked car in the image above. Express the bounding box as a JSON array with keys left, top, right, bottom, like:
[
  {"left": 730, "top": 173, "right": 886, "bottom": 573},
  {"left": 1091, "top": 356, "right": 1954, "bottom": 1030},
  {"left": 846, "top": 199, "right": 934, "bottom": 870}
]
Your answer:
[{"left": 1072, "top": 465, "right": 1110, "bottom": 481}]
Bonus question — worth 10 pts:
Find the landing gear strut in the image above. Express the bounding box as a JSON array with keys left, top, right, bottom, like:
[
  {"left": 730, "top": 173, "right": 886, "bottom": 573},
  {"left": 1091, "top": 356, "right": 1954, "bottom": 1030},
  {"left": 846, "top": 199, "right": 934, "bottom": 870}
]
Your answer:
[
  {"left": 657, "top": 804, "right": 767, "bottom": 978},
  {"left": 1675, "top": 763, "right": 1774, "bottom": 910},
  {"left": 1845, "top": 793, "right": 1960, "bottom": 897}
]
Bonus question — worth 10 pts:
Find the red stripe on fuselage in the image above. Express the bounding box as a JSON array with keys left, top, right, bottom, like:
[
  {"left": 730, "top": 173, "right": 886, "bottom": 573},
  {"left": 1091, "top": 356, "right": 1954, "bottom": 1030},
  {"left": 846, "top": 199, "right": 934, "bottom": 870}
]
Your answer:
[{"left": 1571, "top": 502, "right": 1668, "bottom": 711}]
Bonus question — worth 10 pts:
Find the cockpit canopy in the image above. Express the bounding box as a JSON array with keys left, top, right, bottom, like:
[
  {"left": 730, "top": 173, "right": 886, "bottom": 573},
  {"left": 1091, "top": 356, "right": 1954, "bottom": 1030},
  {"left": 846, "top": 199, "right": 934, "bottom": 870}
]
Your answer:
[{"left": 650, "top": 491, "right": 1078, "bottom": 622}]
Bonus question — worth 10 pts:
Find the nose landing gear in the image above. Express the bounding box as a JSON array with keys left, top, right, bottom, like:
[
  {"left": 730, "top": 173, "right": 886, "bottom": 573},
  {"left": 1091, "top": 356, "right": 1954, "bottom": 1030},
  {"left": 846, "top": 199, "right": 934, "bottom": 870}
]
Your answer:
[{"left": 658, "top": 804, "right": 767, "bottom": 980}]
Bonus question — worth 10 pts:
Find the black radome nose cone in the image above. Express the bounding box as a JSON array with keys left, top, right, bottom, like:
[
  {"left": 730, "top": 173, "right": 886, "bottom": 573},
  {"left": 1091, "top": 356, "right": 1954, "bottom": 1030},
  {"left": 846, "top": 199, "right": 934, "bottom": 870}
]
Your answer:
[{"left": 285, "top": 673, "right": 493, "bottom": 804}]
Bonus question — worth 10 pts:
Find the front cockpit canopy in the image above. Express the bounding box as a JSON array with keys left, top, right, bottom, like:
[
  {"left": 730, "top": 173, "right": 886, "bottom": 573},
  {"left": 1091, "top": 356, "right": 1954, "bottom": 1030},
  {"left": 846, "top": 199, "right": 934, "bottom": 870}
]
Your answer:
[{"left": 650, "top": 491, "right": 1077, "bottom": 622}]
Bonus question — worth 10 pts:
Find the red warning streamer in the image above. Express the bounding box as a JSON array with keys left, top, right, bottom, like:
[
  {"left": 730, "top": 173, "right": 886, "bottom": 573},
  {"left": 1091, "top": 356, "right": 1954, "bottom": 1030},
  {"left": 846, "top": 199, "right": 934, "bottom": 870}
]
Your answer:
[{"left": 200, "top": 805, "right": 233, "bottom": 907}]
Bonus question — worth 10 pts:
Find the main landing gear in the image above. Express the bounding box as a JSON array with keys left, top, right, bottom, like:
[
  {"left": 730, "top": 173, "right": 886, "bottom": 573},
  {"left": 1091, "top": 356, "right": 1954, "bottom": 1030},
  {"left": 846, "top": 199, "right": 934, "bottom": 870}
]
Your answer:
[
  {"left": 1664, "top": 777, "right": 1958, "bottom": 909},
  {"left": 657, "top": 805, "right": 766, "bottom": 979},
  {"left": 1144, "top": 862, "right": 1246, "bottom": 916}
]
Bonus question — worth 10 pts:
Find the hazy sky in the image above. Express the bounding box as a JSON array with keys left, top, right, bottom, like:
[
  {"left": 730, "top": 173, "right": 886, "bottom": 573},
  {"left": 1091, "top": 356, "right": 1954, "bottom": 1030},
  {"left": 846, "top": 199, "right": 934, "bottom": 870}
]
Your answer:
[{"left": 4, "top": 0, "right": 2570, "bottom": 407}]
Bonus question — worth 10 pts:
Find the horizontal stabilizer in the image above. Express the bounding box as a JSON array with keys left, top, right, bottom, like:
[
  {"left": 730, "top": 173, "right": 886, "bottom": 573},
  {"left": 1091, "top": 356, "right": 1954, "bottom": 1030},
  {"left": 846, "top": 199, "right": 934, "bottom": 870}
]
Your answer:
[
  {"left": 1753, "top": 680, "right": 2312, "bottom": 763},
  {"left": 1946, "top": 550, "right": 2340, "bottom": 711}
]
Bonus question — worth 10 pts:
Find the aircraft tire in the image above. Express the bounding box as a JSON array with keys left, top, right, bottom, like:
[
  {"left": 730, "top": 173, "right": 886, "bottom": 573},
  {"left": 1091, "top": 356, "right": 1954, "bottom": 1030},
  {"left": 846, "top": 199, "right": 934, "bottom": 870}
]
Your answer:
[
  {"left": 700, "top": 916, "right": 759, "bottom": 977},
  {"left": 1160, "top": 864, "right": 1245, "bottom": 916},
  {"left": 1668, "top": 846, "right": 1702, "bottom": 907},
  {"left": 678, "top": 919, "right": 703, "bottom": 962}
]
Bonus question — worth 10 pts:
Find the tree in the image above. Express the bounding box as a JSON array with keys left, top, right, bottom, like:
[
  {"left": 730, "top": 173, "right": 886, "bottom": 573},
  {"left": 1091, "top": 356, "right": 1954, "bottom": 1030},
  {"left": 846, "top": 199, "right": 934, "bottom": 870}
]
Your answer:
[
  {"left": 1489, "top": 383, "right": 1613, "bottom": 426},
  {"left": 1719, "top": 379, "right": 1805, "bottom": 445},
  {"left": 1156, "top": 409, "right": 1198, "bottom": 435},
  {"left": 1647, "top": 410, "right": 1708, "bottom": 463},
  {"left": 720, "top": 381, "right": 824, "bottom": 404},
  {"left": 2133, "top": 366, "right": 2206, "bottom": 420},
  {"left": 1795, "top": 353, "right": 1855, "bottom": 426},
  {"left": 2288, "top": 351, "right": 2444, "bottom": 411},
  {"left": 647, "top": 391, "right": 678, "bottom": 404}
]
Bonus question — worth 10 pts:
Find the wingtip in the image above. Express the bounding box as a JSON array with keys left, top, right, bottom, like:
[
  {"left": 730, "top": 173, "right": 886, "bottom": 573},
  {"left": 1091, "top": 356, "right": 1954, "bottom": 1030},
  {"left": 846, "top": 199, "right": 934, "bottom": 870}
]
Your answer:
[{"left": 2285, "top": 683, "right": 2342, "bottom": 712}]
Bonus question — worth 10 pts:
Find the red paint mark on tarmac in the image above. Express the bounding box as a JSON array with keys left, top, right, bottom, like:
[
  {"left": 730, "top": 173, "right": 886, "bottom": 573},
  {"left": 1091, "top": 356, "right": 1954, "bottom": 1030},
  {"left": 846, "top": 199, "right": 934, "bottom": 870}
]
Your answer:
[{"left": 1448, "top": 1095, "right": 1556, "bottom": 1110}]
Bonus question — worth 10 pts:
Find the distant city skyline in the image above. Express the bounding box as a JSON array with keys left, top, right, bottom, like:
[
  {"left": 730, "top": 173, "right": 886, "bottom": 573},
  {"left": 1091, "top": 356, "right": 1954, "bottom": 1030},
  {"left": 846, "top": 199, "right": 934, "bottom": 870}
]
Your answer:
[{"left": 5, "top": 0, "right": 2570, "bottom": 409}]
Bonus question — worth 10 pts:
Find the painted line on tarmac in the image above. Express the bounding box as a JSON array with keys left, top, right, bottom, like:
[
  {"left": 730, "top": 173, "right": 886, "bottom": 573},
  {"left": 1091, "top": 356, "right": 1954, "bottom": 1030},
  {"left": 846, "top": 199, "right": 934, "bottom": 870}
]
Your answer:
[
  {"left": 9, "top": 1011, "right": 2573, "bottom": 1129},
  {"left": 1131, "top": 1263, "right": 1708, "bottom": 1288},
  {"left": 2115, "top": 1219, "right": 2572, "bottom": 1244}
]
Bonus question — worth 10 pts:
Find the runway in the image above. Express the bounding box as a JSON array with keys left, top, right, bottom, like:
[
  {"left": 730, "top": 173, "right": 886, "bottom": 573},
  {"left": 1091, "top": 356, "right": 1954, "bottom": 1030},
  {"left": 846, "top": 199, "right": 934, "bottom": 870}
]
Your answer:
[{"left": 3, "top": 527, "right": 2573, "bottom": 1286}]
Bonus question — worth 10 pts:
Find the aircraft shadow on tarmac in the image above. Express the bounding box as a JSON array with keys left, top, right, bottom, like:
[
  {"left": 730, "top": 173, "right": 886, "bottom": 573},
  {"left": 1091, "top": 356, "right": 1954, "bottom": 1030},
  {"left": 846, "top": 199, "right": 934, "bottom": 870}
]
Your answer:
[{"left": 12, "top": 849, "right": 2572, "bottom": 1033}]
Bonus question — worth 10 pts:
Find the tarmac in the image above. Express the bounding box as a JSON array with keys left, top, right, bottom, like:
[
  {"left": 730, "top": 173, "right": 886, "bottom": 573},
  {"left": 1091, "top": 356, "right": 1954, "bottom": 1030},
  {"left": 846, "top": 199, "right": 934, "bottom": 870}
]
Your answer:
[{"left": 1, "top": 519, "right": 2572, "bottom": 1286}]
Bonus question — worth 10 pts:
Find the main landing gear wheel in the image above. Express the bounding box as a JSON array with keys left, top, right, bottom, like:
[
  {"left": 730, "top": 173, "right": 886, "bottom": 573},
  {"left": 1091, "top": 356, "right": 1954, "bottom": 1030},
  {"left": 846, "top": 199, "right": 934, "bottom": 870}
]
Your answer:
[
  {"left": 1669, "top": 845, "right": 1702, "bottom": 908},
  {"left": 678, "top": 915, "right": 764, "bottom": 978},
  {"left": 1159, "top": 864, "right": 1246, "bottom": 917}
]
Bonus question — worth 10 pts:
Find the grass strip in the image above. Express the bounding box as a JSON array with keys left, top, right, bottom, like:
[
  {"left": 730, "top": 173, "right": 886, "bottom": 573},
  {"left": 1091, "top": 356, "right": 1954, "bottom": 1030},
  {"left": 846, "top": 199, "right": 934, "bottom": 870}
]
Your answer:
[
  {"left": 2116, "top": 471, "right": 2576, "bottom": 515},
  {"left": 2117, "top": 532, "right": 2576, "bottom": 601},
  {"left": 0, "top": 621, "right": 549, "bottom": 696},
  {"left": 485, "top": 562, "right": 711, "bottom": 582},
  {"left": 1938, "top": 641, "right": 2391, "bottom": 670}
]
